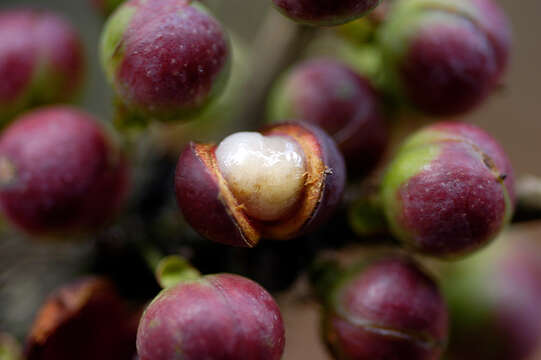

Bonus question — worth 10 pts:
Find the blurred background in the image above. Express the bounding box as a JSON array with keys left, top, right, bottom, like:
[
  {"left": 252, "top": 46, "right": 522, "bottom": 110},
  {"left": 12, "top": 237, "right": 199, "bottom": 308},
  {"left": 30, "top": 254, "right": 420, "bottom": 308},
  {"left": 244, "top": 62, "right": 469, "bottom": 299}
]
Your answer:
[{"left": 0, "top": 0, "right": 540, "bottom": 359}]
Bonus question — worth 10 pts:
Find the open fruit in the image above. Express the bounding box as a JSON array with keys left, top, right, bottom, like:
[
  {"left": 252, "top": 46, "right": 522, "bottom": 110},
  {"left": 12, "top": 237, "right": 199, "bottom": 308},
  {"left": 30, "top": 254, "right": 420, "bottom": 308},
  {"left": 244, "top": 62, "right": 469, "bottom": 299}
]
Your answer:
[{"left": 175, "top": 122, "right": 346, "bottom": 247}]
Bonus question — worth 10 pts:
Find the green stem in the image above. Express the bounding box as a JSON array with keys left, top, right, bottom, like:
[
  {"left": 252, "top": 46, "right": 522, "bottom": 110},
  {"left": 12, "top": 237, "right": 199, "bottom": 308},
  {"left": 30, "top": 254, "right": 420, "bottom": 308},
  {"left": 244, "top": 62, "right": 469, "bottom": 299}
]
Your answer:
[
  {"left": 155, "top": 255, "right": 202, "bottom": 289},
  {"left": 136, "top": 242, "right": 201, "bottom": 289}
]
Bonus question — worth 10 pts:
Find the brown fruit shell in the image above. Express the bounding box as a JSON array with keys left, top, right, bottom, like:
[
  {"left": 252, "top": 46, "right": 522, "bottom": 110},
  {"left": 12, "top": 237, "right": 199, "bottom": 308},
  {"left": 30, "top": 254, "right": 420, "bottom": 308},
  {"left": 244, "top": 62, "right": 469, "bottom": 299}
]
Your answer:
[
  {"left": 174, "top": 122, "right": 346, "bottom": 247},
  {"left": 25, "top": 277, "right": 138, "bottom": 360}
]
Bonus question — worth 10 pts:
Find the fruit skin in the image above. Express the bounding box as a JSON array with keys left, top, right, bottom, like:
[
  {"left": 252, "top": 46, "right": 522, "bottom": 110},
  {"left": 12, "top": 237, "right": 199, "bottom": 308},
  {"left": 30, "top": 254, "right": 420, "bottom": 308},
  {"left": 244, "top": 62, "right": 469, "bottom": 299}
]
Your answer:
[
  {"left": 101, "top": 0, "right": 230, "bottom": 121},
  {"left": 137, "top": 273, "right": 285, "bottom": 360},
  {"left": 174, "top": 122, "right": 346, "bottom": 247},
  {"left": 268, "top": 58, "right": 388, "bottom": 176},
  {"left": 0, "top": 106, "right": 129, "bottom": 236},
  {"left": 379, "top": 0, "right": 511, "bottom": 116},
  {"left": 25, "top": 277, "right": 140, "bottom": 360},
  {"left": 443, "top": 236, "right": 541, "bottom": 360},
  {"left": 321, "top": 256, "right": 448, "bottom": 360},
  {"left": 381, "top": 122, "right": 514, "bottom": 258},
  {"left": 0, "top": 9, "right": 85, "bottom": 124},
  {"left": 272, "top": 0, "right": 382, "bottom": 26},
  {"left": 175, "top": 141, "right": 253, "bottom": 247}
]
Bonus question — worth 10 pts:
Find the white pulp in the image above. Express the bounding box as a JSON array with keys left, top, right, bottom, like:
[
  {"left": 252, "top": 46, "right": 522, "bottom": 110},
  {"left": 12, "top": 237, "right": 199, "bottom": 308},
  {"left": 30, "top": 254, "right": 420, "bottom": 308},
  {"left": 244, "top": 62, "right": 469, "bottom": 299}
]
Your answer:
[{"left": 215, "top": 132, "right": 306, "bottom": 221}]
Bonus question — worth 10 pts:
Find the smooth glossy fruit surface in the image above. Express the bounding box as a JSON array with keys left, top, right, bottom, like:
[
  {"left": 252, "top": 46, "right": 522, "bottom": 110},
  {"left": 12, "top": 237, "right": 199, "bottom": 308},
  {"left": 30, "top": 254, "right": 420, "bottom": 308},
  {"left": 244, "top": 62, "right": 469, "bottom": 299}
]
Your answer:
[
  {"left": 381, "top": 122, "right": 514, "bottom": 258},
  {"left": 101, "top": 0, "right": 230, "bottom": 121},
  {"left": 0, "top": 107, "right": 129, "bottom": 236},
  {"left": 137, "top": 273, "right": 285, "bottom": 360}
]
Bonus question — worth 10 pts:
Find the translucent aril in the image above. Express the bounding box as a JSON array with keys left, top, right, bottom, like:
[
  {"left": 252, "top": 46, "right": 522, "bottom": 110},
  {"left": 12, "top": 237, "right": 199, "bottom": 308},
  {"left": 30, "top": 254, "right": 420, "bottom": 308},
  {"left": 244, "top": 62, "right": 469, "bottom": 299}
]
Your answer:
[{"left": 215, "top": 132, "right": 306, "bottom": 221}]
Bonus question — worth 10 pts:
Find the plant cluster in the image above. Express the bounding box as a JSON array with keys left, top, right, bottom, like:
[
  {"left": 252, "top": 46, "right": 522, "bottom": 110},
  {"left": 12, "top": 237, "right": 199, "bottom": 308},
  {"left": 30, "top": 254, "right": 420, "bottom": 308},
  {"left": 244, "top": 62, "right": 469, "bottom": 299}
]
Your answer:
[{"left": 0, "top": 1, "right": 539, "bottom": 360}]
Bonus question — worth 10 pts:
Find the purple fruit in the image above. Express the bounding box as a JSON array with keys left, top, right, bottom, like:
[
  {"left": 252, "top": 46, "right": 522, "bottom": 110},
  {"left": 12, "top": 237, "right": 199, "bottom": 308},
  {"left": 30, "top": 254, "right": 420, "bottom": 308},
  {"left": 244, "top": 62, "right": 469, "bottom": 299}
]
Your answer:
[
  {"left": 137, "top": 273, "right": 285, "bottom": 360},
  {"left": 175, "top": 122, "right": 346, "bottom": 247},
  {"left": 0, "top": 106, "right": 129, "bottom": 236},
  {"left": 321, "top": 256, "right": 448, "bottom": 360},
  {"left": 381, "top": 122, "right": 515, "bottom": 258},
  {"left": 444, "top": 236, "right": 541, "bottom": 360},
  {"left": 0, "top": 9, "right": 85, "bottom": 123},
  {"left": 100, "top": 0, "right": 231, "bottom": 121},
  {"left": 268, "top": 58, "right": 388, "bottom": 176},
  {"left": 272, "top": 0, "right": 382, "bottom": 26},
  {"left": 379, "top": 0, "right": 511, "bottom": 116},
  {"left": 25, "top": 277, "right": 140, "bottom": 360}
]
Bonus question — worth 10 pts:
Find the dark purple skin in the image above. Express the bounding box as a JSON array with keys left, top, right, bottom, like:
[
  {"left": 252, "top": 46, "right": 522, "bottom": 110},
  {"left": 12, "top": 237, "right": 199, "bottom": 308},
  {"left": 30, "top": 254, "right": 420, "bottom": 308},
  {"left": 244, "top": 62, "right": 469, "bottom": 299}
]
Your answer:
[
  {"left": 271, "top": 59, "right": 388, "bottom": 176},
  {"left": 174, "top": 122, "right": 346, "bottom": 247},
  {"left": 400, "top": 17, "right": 497, "bottom": 116},
  {"left": 0, "top": 11, "right": 36, "bottom": 106},
  {"left": 111, "top": 0, "right": 230, "bottom": 118},
  {"left": 25, "top": 277, "right": 139, "bottom": 360},
  {"left": 272, "top": 0, "right": 381, "bottom": 26},
  {"left": 0, "top": 106, "right": 129, "bottom": 236},
  {"left": 324, "top": 256, "right": 448, "bottom": 360},
  {"left": 400, "top": 142, "right": 507, "bottom": 256},
  {"left": 137, "top": 273, "right": 285, "bottom": 360},
  {"left": 0, "top": 10, "right": 84, "bottom": 117},
  {"left": 385, "top": 122, "right": 515, "bottom": 257},
  {"left": 175, "top": 142, "right": 255, "bottom": 247},
  {"left": 389, "top": 0, "right": 511, "bottom": 116}
]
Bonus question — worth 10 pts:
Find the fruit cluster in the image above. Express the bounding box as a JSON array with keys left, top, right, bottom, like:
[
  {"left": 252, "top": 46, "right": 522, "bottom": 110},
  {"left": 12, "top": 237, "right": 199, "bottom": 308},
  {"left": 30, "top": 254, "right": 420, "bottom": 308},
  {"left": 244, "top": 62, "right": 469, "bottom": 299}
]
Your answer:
[{"left": 0, "top": 1, "right": 538, "bottom": 360}]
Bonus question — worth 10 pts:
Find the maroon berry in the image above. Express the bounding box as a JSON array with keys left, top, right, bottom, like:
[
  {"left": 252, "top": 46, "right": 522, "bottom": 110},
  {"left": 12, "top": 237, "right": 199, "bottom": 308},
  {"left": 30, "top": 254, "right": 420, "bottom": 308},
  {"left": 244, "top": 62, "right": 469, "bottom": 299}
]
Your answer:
[
  {"left": 25, "top": 277, "right": 140, "bottom": 360},
  {"left": 268, "top": 59, "right": 388, "bottom": 176},
  {"left": 272, "top": 0, "right": 382, "bottom": 26},
  {"left": 379, "top": 0, "right": 511, "bottom": 116},
  {"left": 0, "top": 106, "right": 129, "bottom": 236},
  {"left": 100, "top": 0, "right": 231, "bottom": 121},
  {"left": 0, "top": 9, "right": 85, "bottom": 123},
  {"left": 321, "top": 256, "right": 448, "bottom": 360},
  {"left": 137, "top": 273, "right": 285, "bottom": 360},
  {"left": 381, "top": 122, "right": 515, "bottom": 258},
  {"left": 175, "top": 122, "right": 346, "bottom": 247}
]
